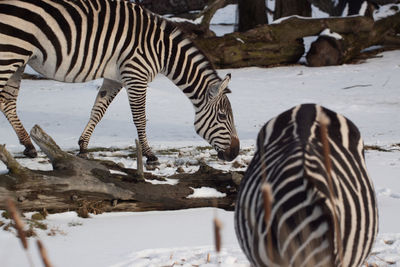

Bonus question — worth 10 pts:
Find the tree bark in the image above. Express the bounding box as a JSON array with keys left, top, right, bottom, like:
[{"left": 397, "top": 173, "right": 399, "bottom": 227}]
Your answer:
[
  {"left": 0, "top": 125, "right": 242, "bottom": 215},
  {"left": 237, "top": 0, "right": 268, "bottom": 32},
  {"left": 274, "top": 0, "right": 312, "bottom": 20}
]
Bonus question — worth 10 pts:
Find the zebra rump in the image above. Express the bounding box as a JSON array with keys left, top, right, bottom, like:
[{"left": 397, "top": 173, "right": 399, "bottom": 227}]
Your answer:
[{"left": 235, "top": 104, "right": 378, "bottom": 267}]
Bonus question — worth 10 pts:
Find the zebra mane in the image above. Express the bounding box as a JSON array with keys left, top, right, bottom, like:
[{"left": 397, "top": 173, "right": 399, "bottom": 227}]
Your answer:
[{"left": 159, "top": 19, "right": 221, "bottom": 101}]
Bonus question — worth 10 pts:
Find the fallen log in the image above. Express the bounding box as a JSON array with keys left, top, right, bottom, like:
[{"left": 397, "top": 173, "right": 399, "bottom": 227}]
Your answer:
[
  {"left": 190, "top": 11, "right": 400, "bottom": 68},
  {"left": 0, "top": 125, "right": 242, "bottom": 215}
]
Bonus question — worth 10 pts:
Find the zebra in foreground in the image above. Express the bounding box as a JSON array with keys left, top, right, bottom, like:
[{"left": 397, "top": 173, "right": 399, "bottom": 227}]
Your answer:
[
  {"left": 235, "top": 104, "right": 378, "bottom": 267},
  {"left": 0, "top": 0, "right": 239, "bottom": 163}
]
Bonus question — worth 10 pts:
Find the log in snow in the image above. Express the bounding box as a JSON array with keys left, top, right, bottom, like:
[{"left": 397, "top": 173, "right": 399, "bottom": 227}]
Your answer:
[
  {"left": 0, "top": 125, "right": 242, "bottom": 215},
  {"left": 190, "top": 12, "right": 400, "bottom": 68}
]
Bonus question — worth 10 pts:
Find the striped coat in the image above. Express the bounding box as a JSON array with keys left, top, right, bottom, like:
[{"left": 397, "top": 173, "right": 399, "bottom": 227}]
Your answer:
[
  {"left": 235, "top": 104, "right": 378, "bottom": 267},
  {"left": 0, "top": 0, "right": 239, "bottom": 162}
]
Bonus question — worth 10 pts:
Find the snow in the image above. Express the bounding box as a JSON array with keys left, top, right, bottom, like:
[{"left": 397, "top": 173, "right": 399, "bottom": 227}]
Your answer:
[
  {"left": 187, "top": 187, "right": 227, "bottom": 199},
  {"left": 1, "top": 6, "right": 400, "bottom": 267},
  {"left": 1, "top": 209, "right": 246, "bottom": 267},
  {"left": 320, "top": 28, "right": 343, "bottom": 40},
  {"left": 210, "top": 4, "right": 237, "bottom": 25},
  {"left": 145, "top": 177, "right": 178, "bottom": 186},
  {"left": 1, "top": 49, "right": 399, "bottom": 267},
  {"left": 359, "top": 1, "right": 368, "bottom": 16},
  {"left": 374, "top": 4, "right": 400, "bottom": 21}
]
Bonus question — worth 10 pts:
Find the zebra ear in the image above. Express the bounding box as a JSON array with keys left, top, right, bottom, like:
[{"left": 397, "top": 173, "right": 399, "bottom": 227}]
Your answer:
[{"left": 209, "top": 73, "right": 231, "bottom": 98}]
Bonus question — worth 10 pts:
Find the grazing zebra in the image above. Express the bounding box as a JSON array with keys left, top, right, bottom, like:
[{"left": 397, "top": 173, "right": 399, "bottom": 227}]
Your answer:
[
  {"left": 0, "top": 0, "right": 239, "bottom": 163},
  {"left": 235, "top": 104, "right": 378, "bottom": 267}
]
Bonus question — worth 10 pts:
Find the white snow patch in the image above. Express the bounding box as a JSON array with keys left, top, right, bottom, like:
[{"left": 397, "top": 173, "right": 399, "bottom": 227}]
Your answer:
[
  {"left": 145, "top": 178, "right": 179, "bottom": 185},
  {"left": 374, "top": 4, "right": 400, "bottom": 21},
  {"left": 359, "top": 1, "right": 368, "bottom": 16},
  {"left": 271, "top": 15, "right": 306, "bottom": 24},
  {"left": 210, "top": 4, "right": 237, "bottom": 25},
  {"left": 111, "top": 246, "right": 248, "bottom": 267},
  {"left": 109, "top": 169, "right": 128, "bottom": 175},
  {"left": 320, "top": 28, "right": 343, "bottom": 40},
  {"left": 361, "top": 45, "right": 384, "bottom": 53},
  {"left": 211, "top": 24, "right": 235, "bottom": 36},
  {"left": 342, "top": 3, "right": 349, "bottom": 16},
  {"left": 165, "top": 16, "right": 201, "bottom": 24},
  {"left": 311, "top": 5, "right": 330, "bottom": 18},
  {"left": 236, "top": 38, "right": 245, "bottom": 44},
  {"left": 187, "top": 187, "right": 227, "bottom": 198}
]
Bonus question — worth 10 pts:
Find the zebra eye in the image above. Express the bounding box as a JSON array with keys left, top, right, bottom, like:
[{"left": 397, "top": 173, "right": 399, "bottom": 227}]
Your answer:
[{"left": 218, "top": 112, "right": 227, "bottom": 120}]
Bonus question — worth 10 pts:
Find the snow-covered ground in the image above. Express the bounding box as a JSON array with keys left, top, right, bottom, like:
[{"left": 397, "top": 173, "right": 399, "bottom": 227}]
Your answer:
[
  {"left": 1, "top": 50, "right": 399, "bottom": 267},
  {"left": 1, "top": 4, "right": 400, "bottom": 266}
]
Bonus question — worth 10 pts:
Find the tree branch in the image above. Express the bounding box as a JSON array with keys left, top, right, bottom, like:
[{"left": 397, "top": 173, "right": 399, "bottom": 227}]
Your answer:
[{"left": 0, "top": 145, "right": 28, "bottom": 176}]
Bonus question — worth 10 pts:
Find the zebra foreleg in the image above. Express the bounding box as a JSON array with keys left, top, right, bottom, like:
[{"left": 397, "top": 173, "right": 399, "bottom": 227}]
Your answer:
[
  {"left": 78, "top": 79, "right": 123, "bottom": 156},
  {"left": 126, "top": 84, "right": 158, "bottom": 165},
  {"left": 0, "top": 66, "right": 37, "bottom": 158}
]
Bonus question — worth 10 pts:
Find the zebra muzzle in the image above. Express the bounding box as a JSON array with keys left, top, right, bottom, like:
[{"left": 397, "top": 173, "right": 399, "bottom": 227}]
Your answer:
[{"left": 217, "top": 136, "right": 240, "bottom": 161}]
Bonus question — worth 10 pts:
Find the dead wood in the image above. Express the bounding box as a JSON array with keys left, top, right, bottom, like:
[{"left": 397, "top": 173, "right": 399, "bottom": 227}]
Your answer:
[
  {"left": 184, "top": 11, "right": 400, "bottom": 68},
  {"left": 0, "top": 125, "right": 242, "bottom": 215}
]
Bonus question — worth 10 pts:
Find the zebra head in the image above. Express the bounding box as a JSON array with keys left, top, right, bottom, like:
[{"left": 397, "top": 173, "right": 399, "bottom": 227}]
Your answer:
[{"left": 194, "top": 74, "right": 240, "bottom": 161}]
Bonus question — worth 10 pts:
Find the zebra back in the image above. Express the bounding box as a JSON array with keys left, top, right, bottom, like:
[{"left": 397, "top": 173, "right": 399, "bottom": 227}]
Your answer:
[{"left": 235, "top": 104, "right": 378, "bottom": 267}]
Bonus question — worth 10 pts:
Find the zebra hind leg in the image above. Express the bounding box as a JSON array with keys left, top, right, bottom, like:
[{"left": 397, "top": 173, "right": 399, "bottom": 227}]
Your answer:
[
  {"left": 0, "top": 66, "right": 37, "bottom": 158},
  {"left": 78, "top": 79, "right": 123, "bottom": 157}
]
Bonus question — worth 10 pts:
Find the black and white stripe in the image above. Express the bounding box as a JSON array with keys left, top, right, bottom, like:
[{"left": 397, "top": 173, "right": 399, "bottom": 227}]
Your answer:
[
  {"left": 0, "top": 0, "right": 239, "bottom": 162},
  {"left": 235, "top": 104, "right": 378, "bottom": 267}
]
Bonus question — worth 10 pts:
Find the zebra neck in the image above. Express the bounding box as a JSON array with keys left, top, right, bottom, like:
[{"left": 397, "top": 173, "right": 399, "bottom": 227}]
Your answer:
[{"left": 161, "top": 26, "right": 220, "bottom": 109}]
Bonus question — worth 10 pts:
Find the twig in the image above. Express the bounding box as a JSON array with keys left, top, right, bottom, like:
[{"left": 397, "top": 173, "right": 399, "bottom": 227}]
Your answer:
[
  {"left": 375, "top": 255, "right": 396, "bottom": 265},
  {"left": 266, "top": 7, "right": 274, "bottom": 15},
  {"left": 37, "top": 240, "right": 53, "bottom": 267},
  {"left": 382, "top": 77, "right": 390, "bottom": 87},
  {"left": 197, "top": 0, "right": 226, "bottom": 28},
  {"left": 342, "top": 84, "right": 372, "bottom": 90},
  {"left": 6, "top": 198, "right": 34, "bottom": 267},
  {"left": 213, "top": 217, "right": 222, "bottom": 253},
  {"left": 6, "top": 199, "right": 28, "bottom": 249}
]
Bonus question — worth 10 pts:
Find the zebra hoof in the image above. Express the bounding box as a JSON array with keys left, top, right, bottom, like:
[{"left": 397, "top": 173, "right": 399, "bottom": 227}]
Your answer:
[
  {"left": 77, "top": 151, "right": 89, "bottom": 159},
  {"left": 23, "top": 147, "right": 37, "bottom": 158},
  {"left": 146, "top": 155, "right": 159, "bottom": 166}
]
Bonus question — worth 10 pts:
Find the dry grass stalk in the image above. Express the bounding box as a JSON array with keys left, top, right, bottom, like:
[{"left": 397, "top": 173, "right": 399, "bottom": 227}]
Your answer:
[
  {"left": 6, "top": 198, "right": 35, "bottom": 267},
  {"left": 258, "top": 140, "right": 277, "bottom": 264},
  {"left": 135, "top": 139, "right": 144, "bottom": 178},
  {"left": 6, "top": 198, "right": 28, "bottom": 250},
  {"left": 37, "top": 240, "right": 53, "bottom": 267},
  {"left": 261, "top": 184, "right": 273, "bottom": 227},
  {"left": 207, "top": 253, "right": 211, "bottom": 263},
  {"left": 213, "top": 217, "right": 223, "bottom": 253},
  {"left": 319, "top": 113, "right": 344, "bottom": 266},
  {"left": 375, "top": 255, "right": 396, "bottom": 265}
]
